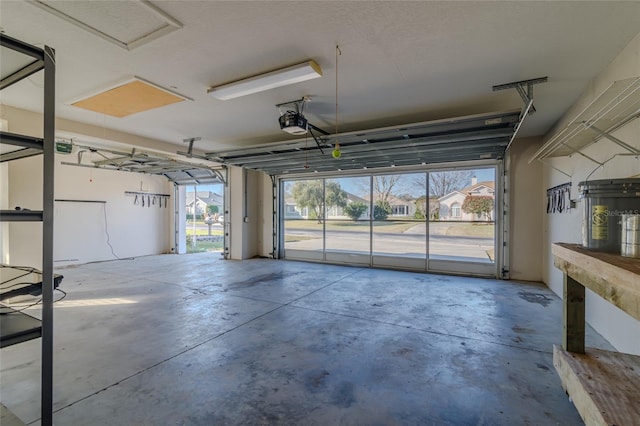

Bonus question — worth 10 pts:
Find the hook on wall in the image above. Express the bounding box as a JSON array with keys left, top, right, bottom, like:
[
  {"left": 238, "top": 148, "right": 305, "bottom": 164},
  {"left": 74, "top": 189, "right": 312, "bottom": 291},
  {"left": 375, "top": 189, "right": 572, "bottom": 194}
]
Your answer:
[
  {"left": 546, "top": 182, "right": 572, "bottom": 214},
  {"left": 125, "top": 191, "right": 170, "bottom": 208}
]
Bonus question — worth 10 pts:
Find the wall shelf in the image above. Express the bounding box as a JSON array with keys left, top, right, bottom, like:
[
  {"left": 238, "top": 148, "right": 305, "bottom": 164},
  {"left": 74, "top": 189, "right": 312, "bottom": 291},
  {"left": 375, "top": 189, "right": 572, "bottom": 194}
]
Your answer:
[
  {"left": 0, "top": 210, "right": 44, "bottom": 221},
  {"left": 530, "top": 77, "right": 640, "bottom": 163},
  {"left": 0, "top": 131, "right": 44, "bottom": 163}
]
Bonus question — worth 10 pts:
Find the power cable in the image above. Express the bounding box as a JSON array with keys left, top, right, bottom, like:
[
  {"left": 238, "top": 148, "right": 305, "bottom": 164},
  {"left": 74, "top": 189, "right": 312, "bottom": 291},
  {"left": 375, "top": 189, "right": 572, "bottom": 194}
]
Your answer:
[{"left": 103, "top": 203, "right": 120, "bottom": 259}]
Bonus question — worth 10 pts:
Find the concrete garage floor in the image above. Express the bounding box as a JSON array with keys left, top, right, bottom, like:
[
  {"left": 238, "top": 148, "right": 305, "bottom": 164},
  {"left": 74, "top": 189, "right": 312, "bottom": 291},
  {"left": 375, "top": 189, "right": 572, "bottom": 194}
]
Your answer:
[{"left": 1, "top": 253, "right": 612, "bottom": 425}]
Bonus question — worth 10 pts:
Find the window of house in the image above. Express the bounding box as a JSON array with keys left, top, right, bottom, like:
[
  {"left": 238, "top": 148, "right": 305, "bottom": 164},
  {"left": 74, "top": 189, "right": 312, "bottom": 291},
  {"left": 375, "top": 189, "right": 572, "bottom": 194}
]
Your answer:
[
  {"left": 392, "top": 205, "right": 407, "bottom": 215},
  {"left": 452, "top": 203, "right": 461, "bottom": 218}
]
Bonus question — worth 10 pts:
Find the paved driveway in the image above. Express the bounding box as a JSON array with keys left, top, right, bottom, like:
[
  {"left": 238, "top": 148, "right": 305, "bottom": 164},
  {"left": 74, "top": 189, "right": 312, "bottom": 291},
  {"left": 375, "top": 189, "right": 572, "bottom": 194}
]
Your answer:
[{"left": 285, "top": 222, "right": 494, "bottom": 262}]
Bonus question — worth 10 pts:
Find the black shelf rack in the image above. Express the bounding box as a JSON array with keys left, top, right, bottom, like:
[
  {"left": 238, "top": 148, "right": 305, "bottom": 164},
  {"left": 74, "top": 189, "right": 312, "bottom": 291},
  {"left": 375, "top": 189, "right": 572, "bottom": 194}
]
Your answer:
[{"left": 0, "top": 32, "right": 56, "bottom": 426}]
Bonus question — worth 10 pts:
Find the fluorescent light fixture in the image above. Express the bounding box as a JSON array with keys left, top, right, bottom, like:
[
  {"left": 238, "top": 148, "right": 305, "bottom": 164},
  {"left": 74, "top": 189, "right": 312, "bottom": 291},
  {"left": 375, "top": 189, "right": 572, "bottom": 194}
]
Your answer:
[{"left": 207, "top": 60, "right": 322, "bottom": 100}]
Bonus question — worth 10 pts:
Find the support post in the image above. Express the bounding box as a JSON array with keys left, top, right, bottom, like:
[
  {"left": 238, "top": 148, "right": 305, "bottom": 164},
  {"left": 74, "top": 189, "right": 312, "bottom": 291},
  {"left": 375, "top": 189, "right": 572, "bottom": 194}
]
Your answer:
[
  {"left": 563, "top": 274, "right": 585, "bottom": 354},
  {"left": 41, "top": 45, "right": 55, "bottom": 426}
]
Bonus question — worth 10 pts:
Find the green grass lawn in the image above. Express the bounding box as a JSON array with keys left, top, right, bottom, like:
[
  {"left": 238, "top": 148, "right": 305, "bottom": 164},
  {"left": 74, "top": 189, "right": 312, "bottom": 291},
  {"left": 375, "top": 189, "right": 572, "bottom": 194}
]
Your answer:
[
  {"left": 285, "top": 220, "right": 418, "bottom": 233},
  {"left": 186, "top": 240, "right": 223, "bottom": 253},
  {"left": 444, "top": 223, "right": 495, "bottom": 238},
  {"left": 285, "top": 220, "right": 494, "bottom": 238},
  {"left": 186, "top": 229, "right": 224, "bottom": 236},
  {"left": 284, "top": 235, "right": 318, "bottom": 243}
]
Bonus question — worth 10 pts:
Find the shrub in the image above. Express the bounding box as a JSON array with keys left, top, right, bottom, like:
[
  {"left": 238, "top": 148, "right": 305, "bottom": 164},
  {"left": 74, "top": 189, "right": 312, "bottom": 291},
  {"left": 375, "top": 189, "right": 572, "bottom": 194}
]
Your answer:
[
  {"left": 373, "top": 200, "right": 391, "bottom": 220},
  {"left": 343, "top": 202, "right": 368, "bottom": 221}
]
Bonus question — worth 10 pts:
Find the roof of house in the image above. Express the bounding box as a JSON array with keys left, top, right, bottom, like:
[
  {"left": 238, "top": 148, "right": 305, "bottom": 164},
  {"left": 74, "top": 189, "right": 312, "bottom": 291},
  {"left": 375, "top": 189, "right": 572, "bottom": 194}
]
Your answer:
[
  {"left": 438, "top": 181, "right": 495, "bottom": 202},
  {"left": 461, "top": 181, "right": 495, "bottom": 195},
  {"left": 186, "top": 191, "right": 223, "bottom": 206},
  {"left": 285, "top": 190, "right": 368, "bottom": 206}
]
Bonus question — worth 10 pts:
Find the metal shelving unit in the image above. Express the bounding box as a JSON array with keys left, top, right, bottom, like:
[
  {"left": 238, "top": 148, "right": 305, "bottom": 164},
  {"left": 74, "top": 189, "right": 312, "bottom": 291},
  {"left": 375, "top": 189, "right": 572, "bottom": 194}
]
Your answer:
[
  {"left": 0, "top": 33, "right": 56, "bottom": 426},
  {"left": 530, "top": 77, "right": 640, "bottom": 163}
]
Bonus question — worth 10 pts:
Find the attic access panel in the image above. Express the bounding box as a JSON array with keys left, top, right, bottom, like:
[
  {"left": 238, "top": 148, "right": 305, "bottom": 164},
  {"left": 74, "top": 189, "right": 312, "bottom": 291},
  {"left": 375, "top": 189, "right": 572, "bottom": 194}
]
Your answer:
[
  {"left": 208, "top": 110, "right": 522, "bottom": 176},
  {"left": 27, "top": 0, "right": 182, "bottom": 51},
  {"left": 71, "top": 77, "right": 189, "bottom": 118}
]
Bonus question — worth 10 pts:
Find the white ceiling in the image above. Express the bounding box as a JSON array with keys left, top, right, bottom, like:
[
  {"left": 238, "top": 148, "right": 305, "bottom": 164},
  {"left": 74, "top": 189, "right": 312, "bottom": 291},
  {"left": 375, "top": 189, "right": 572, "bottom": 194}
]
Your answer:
[{"left": 1, "top": 1, "right": 639, "bottom": 155}]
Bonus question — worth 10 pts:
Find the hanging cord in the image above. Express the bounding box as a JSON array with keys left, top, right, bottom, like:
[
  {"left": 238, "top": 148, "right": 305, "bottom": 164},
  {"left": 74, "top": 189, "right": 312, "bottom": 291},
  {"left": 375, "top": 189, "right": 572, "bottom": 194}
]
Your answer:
[
  {"left": 103, "top": 203, "right": 121, "bottom": 259},
  {"left": 583, "top": 153, "right": 639, "bottom": 183},
  {"left": 304, "top": 132, "right": 310, "bottom": 169},
  {"left": 332, "top": 45, "right": 342, "bottom": 159},
  {"left": 0, "top": 265, "right": 67, "bottom": 314},
  {"left": 0, "top": 289, "right": 67, "bottom": 314}
]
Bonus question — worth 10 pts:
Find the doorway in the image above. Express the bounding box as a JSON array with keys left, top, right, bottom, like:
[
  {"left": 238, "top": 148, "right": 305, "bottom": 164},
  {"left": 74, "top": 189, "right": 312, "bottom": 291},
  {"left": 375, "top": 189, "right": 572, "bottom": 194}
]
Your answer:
[
  {"left": 281, "top": 164, "right": 501, "bottom": 277},
  {"left": 176, "top": 183, "right": 225, "bottom": 254}
]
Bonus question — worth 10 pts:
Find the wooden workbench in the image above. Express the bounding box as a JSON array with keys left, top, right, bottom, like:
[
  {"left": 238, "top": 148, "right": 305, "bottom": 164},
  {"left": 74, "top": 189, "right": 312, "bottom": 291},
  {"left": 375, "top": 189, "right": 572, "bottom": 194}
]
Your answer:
[{"left": 552, "top": 243, "right": 640, "bottom": 426}]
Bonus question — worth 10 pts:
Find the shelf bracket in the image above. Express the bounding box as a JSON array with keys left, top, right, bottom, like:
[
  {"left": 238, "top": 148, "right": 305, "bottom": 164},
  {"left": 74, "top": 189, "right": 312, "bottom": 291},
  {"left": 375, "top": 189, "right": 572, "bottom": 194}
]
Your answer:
[
  {"left": 493, "top": 76, "right": 548, "bottom": 115},
  {"left": 570, "top": 149, "right": 604, "bottom": 166},
  {"left": 0, "top": 59, "right": 44, "bottom": 90},
  {"left": 539, "top": 158, "right": 572, "bottom": 178},
  {"left": 550, "top": 137, "right": 604, "bottom": 167},
  {"left": 583, "top": 123, "right": 640, "bottom": 155}
]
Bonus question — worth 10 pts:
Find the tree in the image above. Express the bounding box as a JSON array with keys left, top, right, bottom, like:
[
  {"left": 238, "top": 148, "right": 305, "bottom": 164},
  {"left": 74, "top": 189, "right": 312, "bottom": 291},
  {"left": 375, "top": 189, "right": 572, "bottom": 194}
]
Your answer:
[
  {"left": 412, "top": 170, "right": 474, "bottom": 197},
  {"left": 373, "top": 175, "right": 401, "bottom": 204},
  {"left": 343, "top": 201, "right": 368, "bottom": 221},
  {"left": 430, "top": 171, "right": 474, "bottom": 197},
  {"left": 373, "top": 200, "right": 392, "bottom": 220},
  {"left": 291, "top": 180, "right": 323, "bottom": 220},
  {"left": 462, "top": 195, "right": 493, "bottom": 221},
  {"left": 290, "top": 180, "right": 347, "bottom": 221},
  {"left": 325, "top": 181, "right": 348, "bottom": 210},
  {"left": 414, "top": 196, "right": 440, "bottom": 220},
  {"left": 207, "top": 205, "right": 219, "bottom": 214}
]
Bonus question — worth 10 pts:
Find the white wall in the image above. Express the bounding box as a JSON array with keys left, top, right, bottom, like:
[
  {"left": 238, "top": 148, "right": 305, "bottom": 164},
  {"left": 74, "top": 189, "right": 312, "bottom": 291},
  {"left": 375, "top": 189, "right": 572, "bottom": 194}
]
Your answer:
[
  {"left": 228, "top": 166, "right": 259, "bottom": 260},
  {"left": 56, "top": 159, "right": 171, "bottom": 264},
  {"left": 175, "top": 185, "right": 186, "bottom": 255},
  {"left": 258, "top": 172, "right": 275, "bottom": 258},
  {"left": 6, "top": 154, "right": 173, "bottom": 267},
  {"left": 244, "top": 169, "right": 259, "bottom": 259},
  {"left": 541, "top": 32, "right": 640, "bottom": 355},
  {"left": 2, "top": 106, "right": 174, "bottom": 267},
  {"left": 508, "top": 136, "right": 544, "bottom": 281}
]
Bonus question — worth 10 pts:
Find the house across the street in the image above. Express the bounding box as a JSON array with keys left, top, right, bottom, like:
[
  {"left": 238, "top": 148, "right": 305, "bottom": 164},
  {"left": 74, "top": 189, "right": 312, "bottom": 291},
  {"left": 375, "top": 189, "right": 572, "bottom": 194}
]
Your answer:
[
  {"left": 438, "top": 177, "right": 495, "bottom": 221},
  {"left": 284, "top": 178, "right": 495, "bottom": 222},
  {"left": 186, "top": 191, "right": 223, "bottom": 217}
]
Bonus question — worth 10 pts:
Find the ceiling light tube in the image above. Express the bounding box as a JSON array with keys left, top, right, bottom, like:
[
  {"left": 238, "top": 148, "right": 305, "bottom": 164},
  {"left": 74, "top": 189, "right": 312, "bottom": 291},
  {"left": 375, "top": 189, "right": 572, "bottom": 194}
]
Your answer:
[{"left": 207, "top": 60, "right": 322, "bottom": 100}]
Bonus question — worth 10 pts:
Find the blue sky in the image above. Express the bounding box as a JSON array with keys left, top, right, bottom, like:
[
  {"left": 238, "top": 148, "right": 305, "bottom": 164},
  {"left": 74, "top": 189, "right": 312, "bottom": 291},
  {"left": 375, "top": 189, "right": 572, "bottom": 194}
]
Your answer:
[
  {"left": 186, "top": 183, "right": 224, "bottom": 194},
  {"left": 331, "top": 168, "right": 495, "bottom": 197},
  {"left": 189, "top": 167, "right": 495, "bottom": 197}
]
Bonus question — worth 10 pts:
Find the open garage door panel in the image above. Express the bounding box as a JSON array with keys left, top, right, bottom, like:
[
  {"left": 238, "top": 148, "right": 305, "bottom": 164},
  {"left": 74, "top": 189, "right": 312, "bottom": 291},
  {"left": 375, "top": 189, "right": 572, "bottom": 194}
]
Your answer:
[
  {"left": 208, "top": 110, "right": 521, "bottom": 176},
  {"left": 281, "top": 164, "right": 499, "bottom": 277},
  {"left": 59, "top": 144, "right": 224, "bottom": 185}
]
